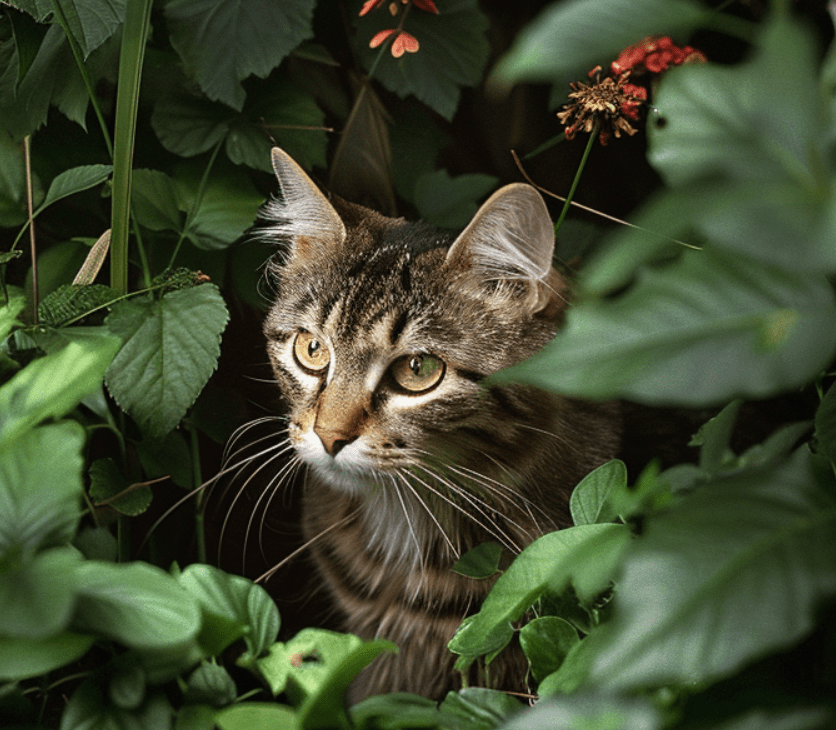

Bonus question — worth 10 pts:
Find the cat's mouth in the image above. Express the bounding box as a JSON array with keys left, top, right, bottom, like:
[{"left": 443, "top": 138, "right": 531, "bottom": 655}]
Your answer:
[{"left": 292, "top": 427, "right": 386, "bottom": 495}]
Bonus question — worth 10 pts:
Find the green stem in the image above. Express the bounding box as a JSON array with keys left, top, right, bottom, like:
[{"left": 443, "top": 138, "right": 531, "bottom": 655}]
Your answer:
[
  {"left": 168, "top": 138, "right": 224, "bottom": 270},
  {"left": 189, "top": 426, "right": 207, "bottom": 564},
  {"left": 48, "top": 0, "right": 114, "bottom": 158},
  {"left": 553, "top": 124, "right": 597, "bottom": 236},
  {"left": 110, "top": 0, "right": 153, "bottom": 295}
]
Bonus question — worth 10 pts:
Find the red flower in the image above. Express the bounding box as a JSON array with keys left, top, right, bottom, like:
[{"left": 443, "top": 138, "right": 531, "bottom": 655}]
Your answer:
[
  {"left": 369, "top": 28, "right": 420, "bottom": 57},
  {"left": 612, "top": 35, "right": 707, "bottom": 75}
]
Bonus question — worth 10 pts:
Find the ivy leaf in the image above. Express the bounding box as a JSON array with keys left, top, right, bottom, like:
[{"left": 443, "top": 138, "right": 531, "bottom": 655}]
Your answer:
[
  {"left": 356, "top": 0, "right": 490, "bottom": 121},
  {"left": 585, "top": 449, "right": 836, "bottom": 690},
  {"left": 495, "top": 249, "right": 836, "bottom": 406},
  {"left": 165, "top": 0, "right": 317, "bottom": 111},
  {"left": 105, "top": 284, "right": 229, "bottom": 438}
]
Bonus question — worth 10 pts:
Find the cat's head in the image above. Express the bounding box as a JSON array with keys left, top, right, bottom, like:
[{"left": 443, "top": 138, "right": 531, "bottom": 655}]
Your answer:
[{"left": 261, "top": 148, "right": 567, "bottom": 497}]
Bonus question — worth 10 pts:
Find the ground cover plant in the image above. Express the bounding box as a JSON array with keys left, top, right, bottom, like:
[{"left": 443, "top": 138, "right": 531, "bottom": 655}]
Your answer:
[{"left": 0, "top": 0, "right": 835, "bottom": 728}]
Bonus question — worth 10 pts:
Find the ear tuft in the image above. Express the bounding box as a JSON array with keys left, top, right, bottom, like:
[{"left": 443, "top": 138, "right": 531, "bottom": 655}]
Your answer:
[{"left": 261, "top": 147, "right": 346, "bottom": 256}]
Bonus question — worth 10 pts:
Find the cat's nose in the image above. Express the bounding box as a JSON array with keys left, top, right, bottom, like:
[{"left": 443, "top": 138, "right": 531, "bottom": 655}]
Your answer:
[{"left": 317, "top": 429, "right": 357, "bottom": 457}]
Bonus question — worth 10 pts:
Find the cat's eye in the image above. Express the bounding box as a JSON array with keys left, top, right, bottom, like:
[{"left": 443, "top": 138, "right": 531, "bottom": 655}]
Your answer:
[
  {"left": 390, "top": 354, "right": 445, "bottom": 393},
  {"left": 293, "top": 331, "right": 330, "bottom": 373}
]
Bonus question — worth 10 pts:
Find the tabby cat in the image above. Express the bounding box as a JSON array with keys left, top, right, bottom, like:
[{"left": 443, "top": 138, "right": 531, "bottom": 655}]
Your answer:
[{"left": 260, "top": 147, "right": 621, "bottom": 700}]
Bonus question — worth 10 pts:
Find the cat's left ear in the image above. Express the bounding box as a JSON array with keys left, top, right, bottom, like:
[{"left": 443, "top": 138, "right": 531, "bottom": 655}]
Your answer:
[
  {"left": 261, "top": 147, "right": 346, "bottom": 259},
  {"left": 446, "top": 183, "right": 562, "bottom": 317}
]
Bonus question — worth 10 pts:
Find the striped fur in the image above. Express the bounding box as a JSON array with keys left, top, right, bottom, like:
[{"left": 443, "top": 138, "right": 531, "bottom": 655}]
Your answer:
[{"left": 261, "top": 148, "right": 621, "bottom": 700}]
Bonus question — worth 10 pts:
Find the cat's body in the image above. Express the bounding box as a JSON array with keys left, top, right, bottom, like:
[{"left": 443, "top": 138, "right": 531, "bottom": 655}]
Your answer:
[{"left": 261, "top": 148, "right": 621, "bottom": 699}]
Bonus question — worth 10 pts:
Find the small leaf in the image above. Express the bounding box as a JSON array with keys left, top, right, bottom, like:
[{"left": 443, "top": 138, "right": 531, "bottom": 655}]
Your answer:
[
  {"left": 570, "top": 460, "right": 627, "bottom": 526},
  {"left": 451, "top": 542, "right": 503, "bottom": 579},
  {"left": 37, "top": 164, "right": 113, "bottom": 214},
  {"left": 0, "top": 290, "right": 26, "bottom": 341},
  {"left": 519, "top": 616, "right": 580, "bottom": 682},
  {"left": 439, "top": 688, "right": 524, "bottom": 729},
  {"left": 691, "top": 400, "right": 741, "bottom": 474},
  {"left": 88, "top": 457, "right": 152, "bottom": 516},
  {"left": 185, "top": 661, "right": 238, "bottom": 707},
  {"left": 105, "top": 284, "right": 229, "bottom": 438}
]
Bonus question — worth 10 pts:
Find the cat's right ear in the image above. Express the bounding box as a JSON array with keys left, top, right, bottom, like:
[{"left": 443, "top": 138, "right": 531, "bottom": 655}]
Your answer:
[{"left": 261, "top": 147, "right": 346, "bottom": 260}]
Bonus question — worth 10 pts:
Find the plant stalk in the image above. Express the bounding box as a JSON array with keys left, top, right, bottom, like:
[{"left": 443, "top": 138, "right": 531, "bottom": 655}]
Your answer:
[{"left": 553, "top": 124, "right": 597, "bottom": 236}]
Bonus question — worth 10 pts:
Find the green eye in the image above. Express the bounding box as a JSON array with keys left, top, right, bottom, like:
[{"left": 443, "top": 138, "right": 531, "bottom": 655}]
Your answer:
[{"left": 390, "top": 354, "right": 445, "bottom": 393}]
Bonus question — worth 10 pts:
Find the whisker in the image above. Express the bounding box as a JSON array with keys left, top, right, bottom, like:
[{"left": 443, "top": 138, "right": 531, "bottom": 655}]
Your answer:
[{"left": 394, "top": 469, "right": 459, "bottom": 561}]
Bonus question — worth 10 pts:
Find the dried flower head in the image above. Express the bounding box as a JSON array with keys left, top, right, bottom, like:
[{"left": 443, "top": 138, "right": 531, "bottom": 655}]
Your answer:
[{"left": 556, "top": 66, "right": 647, "bottom": 145}]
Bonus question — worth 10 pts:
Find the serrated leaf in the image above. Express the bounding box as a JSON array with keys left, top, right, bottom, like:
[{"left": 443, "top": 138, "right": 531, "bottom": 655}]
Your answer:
[
  {"left": 356, "top": 0, "right": 490, "bottom": 120},
  {"left": 448, "top": 524, "right": 630, "bottom": 661},
  {"left": 104, "top": 284, "right": 229, "bottom": 438},
  {"left": 570, "top": 460, "right": 627, "bottom": 526},
  {"left": 490, "top": 0, "right": 703, "bottom": 87},
  {"left": 0, "top": 422, "right": 86, "bottom": 557},
  {"left": 131, "top": 169, "right": 184, "bottom": 232},
  {"left": 37, "top": 283, "right": 120, "bottom": 326},
  {"left": 0, "top": 334, "right": 121, "bottom": 447},
  {"left": 585, "top": 449, "right": 836, "bottom": 690},
  {"left": 496, "top": 249, "right": 836, "bottom": 406},
  {"left": 88, "top": 457, "right": 152, "bottom": 516},
  {"left": 165, "top": 0, "right": 317, "bottom": 110},
  {"left": 72, "top": 560, "right": 202, "bottom": 650}
]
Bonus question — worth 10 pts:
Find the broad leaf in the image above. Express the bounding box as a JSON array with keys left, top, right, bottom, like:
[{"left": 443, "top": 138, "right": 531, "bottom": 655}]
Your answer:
[
  {"left": 448, "top": 524, "right": 630, "bottom": 661},
  {"left": 38, "top": 164, "right": 113, "bottom": 214},
  {"left": 495, "top": 249, "right": 836, "bottom": 406},
  {"left": 72, "top": 560, "right": 202, "bottom": 650},
  {"left": 356, "top": 0, "right": 490, "bottom": 121},
  {"left": 88, "top": 457, "right": 152, "bottom": 516},
  {"left": 0, "top": 547, "right": 81, "bottom": 639},
  {"left": 131, "top": 169, "right": 184, "bottom": 232},
  {"left": 490, "top": 0, "right": 703, "bottom": 87},
  {"left": 216, "top": 703, "right": 298, "bottom": 730},
  {"left": 0, "top": 632, "right": 95, "bottom": 681},
  {"left": 0, "top": 422, "right": 85, "bottom": 557},
  {"left": 412, "top": 170, "right": 498, "bottom": 230},
  {"left": 584, "top": 449, "right": 836, "bottom": 690},
  {"left": 165, "top": 0, "right": 317, "bottom": 110},
  {"left": 499, "top": 692, "right": 662, "bottom": 730},
  {"left": 105, "top": 284, "right": 229, "bottom": 438},
  {"left": 0, "top": 334, "right": 120, "bottom": 447}
]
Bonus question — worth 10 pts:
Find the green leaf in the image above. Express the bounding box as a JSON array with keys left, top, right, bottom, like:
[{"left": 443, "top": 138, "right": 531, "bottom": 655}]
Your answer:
[
  {"left": 105, "top": 285, "right": 229, "bottom": 438},
  {"left": 62, "top": 681, "right": 173, "bottom": 730},
  {"left": 0, "top": 547, "right": 81, "bottom": 639},
  {"left": 351, "top": 692, "right": 442, "bottom": 730},
  {"left": 88, "top": 457, "right": 152, "bottom": 516},
  {"left": 412, "top": 170, "right": 499, "bottom": 230},
  {"left": 490, "top": 0, "right": 704, "bottom": 87},
  {"left": 151, "top": 91, "right": 232, "bottom": 158},
  {"left": 569, "top": 460, "right": 627, "bottom": 526},
  {"left": 495, "top": 249, "right": 836, "bottom": 406},
  {"left": 0, "top": 290, "right": 26, "bottom": 341},
  {"left": 649, "top": 16, "right": 824, "bottom": 190},
  {"left": 0, "top": 631, "right": 95, "bottom": 681},
  {"left": 519, "top": 616, "right": 579, "bottom": 683},
  {"left": 0, "top": 333, "right": 121, "bottom": 446},
  {"left": 72, "top": 560, "right": 202, "bottom": 650},
  {"left": 356, "top": 0, "right": 490, "bottom": 121},
  {"left": 37, "top": 164, "right": 113, "bottom": 214},
  {"left": 448, "top": 524, "right": 630, "bottom": 661},
  {"left": 0, "top": 421, "right": 86, "bottom": 556},
  {"left": 438, "top": 688, "right": 523, "bottom": 730},
  {"left": 131, "top": 169, "right": 184, "bottom": 232},
  {"left": 452, "top": 541, "right": 503, "bottom": 579},
  {"left": 137, "top": 431, "right": 193, "bottom": 489},
  {"left": 165, "top": 0, "right": 317, "bottom": 110},
  {"left": 185, "top": 661, "right": 238, "bottom": 707},
  {"left": 216, "top": 703, "right": 298, "bottom": 730},
  {"left": 499, "top": 692, "right": 662, "bottom": 730},
  {"left": 584, "top": 449, "right": 836, "bottom": 690},
  {"left": 0, "top": 126, "right": 32, "bottom": 226},
  {"left": 179, "top": 563, "right": 280, "bottom": 657}
]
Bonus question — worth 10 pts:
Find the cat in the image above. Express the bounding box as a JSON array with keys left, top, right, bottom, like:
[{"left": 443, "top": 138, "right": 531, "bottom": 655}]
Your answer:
[{"left": 259, "top": 147, "right": 622, "bottom": 700}]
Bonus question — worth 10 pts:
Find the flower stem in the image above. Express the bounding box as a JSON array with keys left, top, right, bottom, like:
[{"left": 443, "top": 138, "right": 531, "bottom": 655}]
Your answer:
[{"left": 553, "top": 123, "right": 597, "bottom": 237}]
